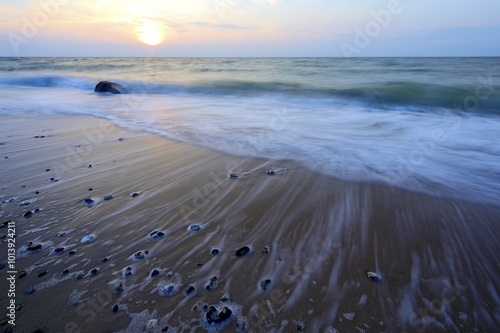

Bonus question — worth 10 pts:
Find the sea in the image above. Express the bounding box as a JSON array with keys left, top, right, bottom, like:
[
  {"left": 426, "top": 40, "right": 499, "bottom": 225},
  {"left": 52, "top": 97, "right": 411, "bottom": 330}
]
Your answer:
[{"left": 1, "top": 57, "right": 499, "bottom": 203}]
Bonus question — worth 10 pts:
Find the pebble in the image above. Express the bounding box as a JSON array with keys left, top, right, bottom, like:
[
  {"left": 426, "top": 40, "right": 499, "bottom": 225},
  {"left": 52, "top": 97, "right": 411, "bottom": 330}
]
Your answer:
[
  {"left": 159, "top": 284, "right": 178, "bottom": 297},
  {"left": 184, "top": 285, "right": 195, "bottom": 296},
  {"left": 68, "top": 250, "right": 77, "bottom": 256},
  {"left": 133, "top": 250, "right": 149, "bottom": 260},
  {"left": 150, "top": 269, "right": 160, "bottom": 278},
  {"left": 111, "top": 304, "right": 119, "bottom": 313},
  {"left": 266, "top": 169, "right": 276, "bottom": 175},
  {"left": 189, "top": 224, "right": 201, "bottom": 232},
  {"left": 235, "top": 246, "right": 251, "bottom": 257},
  {"left": 130, "top": 192, "right": 140, "bottom": 198},
  {"left": 259, "top": 279, "right": 272, "bottom": 292},
  {"left": 23, "top": 211, "right": 33, "bottom": 218},
  {"left": 37, "top": 270, "right": 48, "bottom": 278},
  {"left": 123, "top": 266, "right": 134, "bottom": 278},
  {"left": 82, "top": 198, "right": 95, "bottom": 207},
  {"left": 80, "top": 234, "right": 96, "bottom": 244},
  {"left": 149, "top": 230, "right": 165, "bottom": 239},
  {"left": 103, "top": 195, "right": 113, "bottom": 201},
  {"left": 206, "top": 306, "right": 232, "bottom": 325},
  {"left": 88, "top": 164, "right": 92, "bottom": 168},
  {"left": 57, "top": 232, "right": 67, "bottom": 237},
  {"left": 101, "top": 257, "right": 109, "bottom": 262},
  {"left": 228, "top": 173, "right": 240, "bottom": 179},
  {"left": 18, "top": 270, "right": 27, "bottom": 279},
  {"left": 45, "top": 169, "right": 50, "bottom": 172},
  {"left": 54, "top": 247, "right": 65, "bottom": 254},
  {"left": 263, "top": 245, "right": 271, "bottom": 253},
  {"left": 27, "top": 243, "right": 42, "bottom": 252},
  {"left": 366, "top": 271, "right": 381, "bottom": 281},
  {"left": 35, "top": 191, "right": 40, "bottom": 194},
  {"left": 49, "top": 177, "right": 58, "bottom": 182},
  {"left": 89, "top": 268, "right": 99, "bottom": 276},
  {"left": 115, "top": 283, "right": 124, "bottom": 293},
  {"left": 205, "top": 276, "right": 218, "bottom": 291},
  {"left": 76, "top": 274, "right": 85, "bottom": 280},
  {"left": 118, "top": 138, "right": 124, "bottom": 141},
  {"left": 210, "top": 248, "right": 220, "bottom": 256},
  {"left": 61, "top": 268, "right": 69, "bottom": 275},
  {"left": 88, "top": 188, "right": 93, "bottom": 191}
]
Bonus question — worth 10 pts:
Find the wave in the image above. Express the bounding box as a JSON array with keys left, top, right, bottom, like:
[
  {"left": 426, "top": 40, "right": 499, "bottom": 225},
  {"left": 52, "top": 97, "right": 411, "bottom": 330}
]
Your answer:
[{"left": 1, "top": 74, "right": 499, "bottom": 114}]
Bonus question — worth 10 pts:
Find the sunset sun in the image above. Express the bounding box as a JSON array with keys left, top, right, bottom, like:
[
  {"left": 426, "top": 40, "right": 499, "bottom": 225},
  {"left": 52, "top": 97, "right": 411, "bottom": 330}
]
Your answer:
[{"left": 136, "top": 20, "right": 167, "bottom": 46}]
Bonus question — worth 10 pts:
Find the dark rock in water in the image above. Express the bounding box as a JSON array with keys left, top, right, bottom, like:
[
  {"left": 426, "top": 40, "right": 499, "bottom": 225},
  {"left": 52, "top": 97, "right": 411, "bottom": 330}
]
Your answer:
[
  {"left": 150, "top": 269, "right": 160, "bottom": 278},
  {"left": 68, "top": 250, "right": 76, "bottom": 256},
  {"left": 23, "top": 211, "right": 32, "bottom": 218},
  {"left": 259, "top": 279, "right": 272, "bottom": 292},
  {"left": 37, "top": 270, "right": 48, "bottom": 278},
  {"left": 76, "top": 274, "right": 85, "bottom": 280},
  {"left": 266, "top": 169, "right": 276, "bottom": 175},
  {"left": 206, "top": 306, "right": 232, "bottom": 325},
  {"left": 228, "top": 173, "right": 240, "bottom": 179},
  {"left": 101, "top": 257, "right": 109, "bottom": 262},
  {"left": 235, "top": 246, "right": 250, "bottom": 257},
  {"left": 184, "top": 285, "right": 195, "bottom": 296},
  {"left": 103, "top": 195, "right": 113, "bottom": 201},
  {"left": 88, "top": 188, "right": 93, "bottom": 191},
  {"left": 149, "top": 230, "right": 165, "bottom": 239},
  {"left": 115, "top": 283, "right": 124, "bottom": 293},
  {"left": 134, "top": 250, "right": 148, "bottom": 259},
  {"left": 88, "top": 164, "right": 92, "bottom": 168},
  {"left": 45, "top": 169, "right": 50, "bottom": 172},
  {"left": 263, "top": 245, "right": 271, "bottom": 253},
  {"left": 131, "top": 192, "right": 140, "bottom": 198},
  {"left": 94, "top": 81, "right": 128, "bottom": 94},
  {"left": 210, "top": 248, "right": 220, "bottom": 256},
  {"left": 111, "top": 304, "right": 119, "bottom": 313},
  {"left": 35, "top": 191, "right": 40, "bottom": 194},
  {"left": 89, "top": 268, "right": 99, "bottom": 276},
  {"left": 61, "top": 268, "right": 69, "bottom": 275}
]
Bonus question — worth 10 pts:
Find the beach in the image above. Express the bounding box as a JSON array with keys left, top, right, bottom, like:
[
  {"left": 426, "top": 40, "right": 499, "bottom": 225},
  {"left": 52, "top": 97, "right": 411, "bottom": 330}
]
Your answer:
[{"left": 1, "top": 114, "right": 499, "bottom": 332}]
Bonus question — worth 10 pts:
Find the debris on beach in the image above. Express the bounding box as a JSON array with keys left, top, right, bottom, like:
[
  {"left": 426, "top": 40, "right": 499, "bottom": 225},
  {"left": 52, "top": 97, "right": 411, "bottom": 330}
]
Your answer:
[
  {"left": 235, "top": 245, "right": 251, "bottom": 257},
  {"left": 205, "top": 275, "right": 219, "bottom": 291},
  {"left": 366, "top": 271, "right": 381, "bottom": 281},
  {"left": 259, "top": 279, "right": 272, "bottom": 292},
  {"left": 206, "top": 306, "right": 232, "bottom": 324}
]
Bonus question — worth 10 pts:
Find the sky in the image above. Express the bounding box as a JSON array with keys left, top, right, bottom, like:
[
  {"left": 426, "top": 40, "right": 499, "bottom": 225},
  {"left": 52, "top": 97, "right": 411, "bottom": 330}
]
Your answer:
[{"left": 1, "top": 0, "right": 499, "bottom": 57}]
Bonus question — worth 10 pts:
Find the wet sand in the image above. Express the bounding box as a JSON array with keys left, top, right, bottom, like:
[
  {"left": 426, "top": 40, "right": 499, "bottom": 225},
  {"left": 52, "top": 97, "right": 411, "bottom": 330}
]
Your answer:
[{"left": 1, "top": 115, "right": 499, "bottom": 333}]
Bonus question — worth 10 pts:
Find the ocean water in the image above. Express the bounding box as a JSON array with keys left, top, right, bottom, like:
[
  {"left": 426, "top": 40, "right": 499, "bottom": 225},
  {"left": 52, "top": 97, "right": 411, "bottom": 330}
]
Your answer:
[{"left": 1, "top": 57, "right": 499, "bottom": 202}]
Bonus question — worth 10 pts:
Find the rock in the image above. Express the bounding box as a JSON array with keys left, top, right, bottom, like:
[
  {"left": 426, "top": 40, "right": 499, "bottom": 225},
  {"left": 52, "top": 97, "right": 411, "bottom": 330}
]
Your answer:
[
  {"left": 130, "top": 192, "right": 140, "bottom": 198},
  {"left": 81, "top": 234, "right": 96, "bottom": 244},
  {"left": 205, "top": 276, "right": 218, "bottom": 291},
  {"left": 23, "top": 211, "right": 33, "bottom": 218},
  {"left": 259, "top": 279, "right": 272, "bottom": 292},
  {"left": 210, "top": 248, "right": 220, "bottom": 256},
  {"left": 189, "top": 224, "right": 201, "bottom": 232},
  {"left": 228, "top": 173, "right": 240, "bottom": 179},
  {"left": 68, "top": 250, "right": 77, "bottom": 256},
  {"left": 206, "top": 306, "right": 232, "bottom": 325},
  {"left": 150, "top": 269, "right": 160, "bottom": 278},
  {"left": 111, "top": 304, "right": 119, "bottom": 313},
  {"left": 82, "top": 198, "right": 95, "bottom": 207},
  {"left": 54, "top": 247, "right": 65, "bottom": 254},
  {"left": 235, "top": 246, "right": 250, "bottom": 257},
  {"left": 149, "top": 230, "right": 165, "bottom": 239},
  {"left": 366, "top": 271, "right": 381, "bottom": 281},
  {"left": 103, "top": 195, "right": 113, "bottom": 201},
  {"left": 184, "top": 285, "right": 195, "bottom": 296},
  {"left": 263, "top": 245, "right": 271, "bottom": 254},
  {"left": 27, "top": 243, "right": 42, "bottom": 252},
  {"left": 24, "top": 286, "right": 36, "bottom": 295},
  {"left": 37, "top": 270, "right": 48, "bottom": 278},
  {"left": 61, "top": 268, "right": 69, "bottom": 275},
  {"left": 89, "top": 268, "right": 99, "bottom": 276},
  {"left": 18, "top": 270, "right": 27, "bottom": 279},
  {"left": 94, "top": 81, "right": 128, "bottom": 94}
]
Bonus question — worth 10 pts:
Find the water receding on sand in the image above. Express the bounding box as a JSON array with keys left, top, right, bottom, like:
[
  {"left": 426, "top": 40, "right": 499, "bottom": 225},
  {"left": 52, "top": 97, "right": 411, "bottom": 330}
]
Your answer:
[{"left": 0, "top": 116, "right": 499, "bottom": 332}]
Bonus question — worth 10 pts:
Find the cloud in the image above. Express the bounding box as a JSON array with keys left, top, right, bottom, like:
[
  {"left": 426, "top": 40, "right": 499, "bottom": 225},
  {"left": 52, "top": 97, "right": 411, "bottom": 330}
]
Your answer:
[{"left": 193, "top": 21, "right": 248, "bottom": 30}]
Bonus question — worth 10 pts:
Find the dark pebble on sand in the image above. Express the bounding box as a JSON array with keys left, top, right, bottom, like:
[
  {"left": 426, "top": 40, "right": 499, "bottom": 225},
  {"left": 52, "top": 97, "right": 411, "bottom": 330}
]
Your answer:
[
  {"left": 151, "top": 269, "right": 160, "bottom": 278},
  {"left": 134, "top": 250, "right": 148, "bottom": 259},
  {"left": 88, "top": 164, "right": 92, "bottom": 168},
  {"left": 206, "top": 306, "right": 232, "bottom": 325},
  {"left": 131, "top": 192, "right": 140, "bottom": 198},
  {"left": 260, "top": 279, "right": 272, "bottom": 292},
  {"left": 101, "top": 257, "right": 109, "bottom": 262},
  {"left": 296, "top": 324, "right": 303, "bottom": 331},
  {"left": 210, "top": 248, "right": 220, "bottom": 256},
  {"left": 115, "top": 283, "right": 124, "bottom": 293},
  {"left": 76, "top": 274, "right": 85, "bottom": 280},
  {"left": 27, "top": 243, "right": 42, "bottom": 251},
  {"left": 49, "top": 177, "right": 58, "bottom": 182},
  {"left": 228, "top": 173, "right": 239, "bottom": 179},
  {"left": 111, "top": 304, "right": 119, "bottom": 313},
  {"left": 149, "top": 230, "right": 165, "bottom": 239},
  {"left": 266, "top": 169, "right": 276, "bottom": 175},
  {"left": 205, "top": 276, "right": 218, "bottom": 291},
  {"left": 54, "top": 247, "right": 64, "bottom": 254},
  {"left": 184, "top": 285, "right": 195, "bottom": 296},
  {"left": 263, "top": 245, "right": 271, "bottom": 253},
  {"left": 235, "top": 246, "right": 251, "bottom": 257},
  {"left": 88, "top": 188, "right": 93, "bottom": 191},
  {"left": 189, "top": 224, "right": 201, "bottom": 232},
  {"left": 61, "top": 268, "right": 69, "bottom": 275},
  {"left": 23, "top": 211, "right": 32, "bottom": 218},
  {"left": 68, "top": 250, "right": 76, "bottom": 256},
  {"left": 18, "top": 270, "right": 27, "bottom": 279},
  {"left": 33, "top": 208, "right": 40, "bottom": 213},
  {"left": 24, "top": 286, "right": 36, "bottom": 295},
  {"left": 37, "top": 270, "right": 48, "bottom": 278},
  {"left": 83, "top": 198, "right": 95, "bottom": 206},
  {"left": 118, "top": 138, "right": 124, "bottom": 141},
  {"left": 35, "top": 191, "right": 40, "bottom": 194},
  {"left": 103, "top": 195, "right": 113, "bottom": 201},
  {"left": 45, "top": 169, "right": 50, "bottom": 172},
  {"left": 89, "top": 268, "right": 99, "bottom": 276}
]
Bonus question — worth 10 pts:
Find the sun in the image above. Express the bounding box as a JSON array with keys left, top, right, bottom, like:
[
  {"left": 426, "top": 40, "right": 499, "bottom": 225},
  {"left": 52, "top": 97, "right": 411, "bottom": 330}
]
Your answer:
[{"left": 136, "top": 20, "right": 167, "bottom": 46}]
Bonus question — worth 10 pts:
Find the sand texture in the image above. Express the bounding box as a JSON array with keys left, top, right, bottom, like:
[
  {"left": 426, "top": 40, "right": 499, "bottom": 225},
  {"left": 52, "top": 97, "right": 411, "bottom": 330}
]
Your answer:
[{"left": 1, "top": 115, "right": 499, "bottom": 332}]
